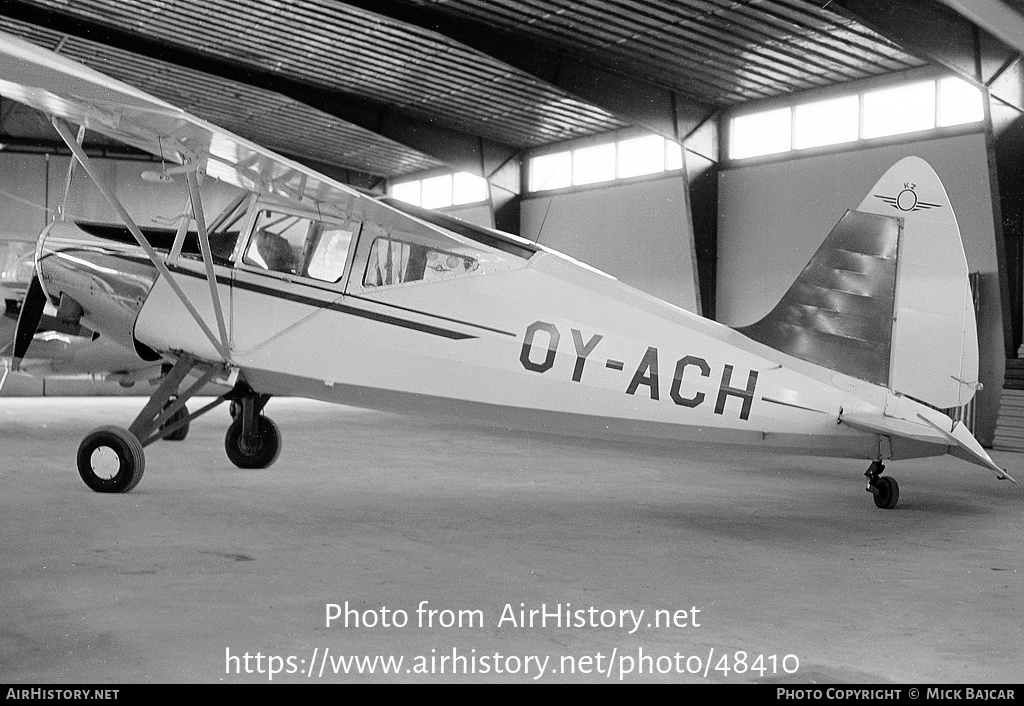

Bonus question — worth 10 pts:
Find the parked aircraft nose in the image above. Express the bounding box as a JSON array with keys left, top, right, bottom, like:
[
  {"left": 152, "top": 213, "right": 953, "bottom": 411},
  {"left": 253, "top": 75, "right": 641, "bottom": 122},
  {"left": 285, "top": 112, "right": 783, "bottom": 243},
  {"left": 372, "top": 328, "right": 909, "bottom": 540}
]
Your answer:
[{"left": 33, "top": 220, "right": 161, "bottom": 356}]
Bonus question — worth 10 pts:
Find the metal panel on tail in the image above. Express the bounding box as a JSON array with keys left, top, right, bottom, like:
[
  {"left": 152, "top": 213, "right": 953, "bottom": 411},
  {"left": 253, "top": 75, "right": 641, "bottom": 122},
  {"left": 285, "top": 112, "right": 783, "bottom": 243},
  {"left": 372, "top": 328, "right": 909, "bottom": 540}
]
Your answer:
[{"left": 737, "top": 209, "right": 900, "bottom": 385}]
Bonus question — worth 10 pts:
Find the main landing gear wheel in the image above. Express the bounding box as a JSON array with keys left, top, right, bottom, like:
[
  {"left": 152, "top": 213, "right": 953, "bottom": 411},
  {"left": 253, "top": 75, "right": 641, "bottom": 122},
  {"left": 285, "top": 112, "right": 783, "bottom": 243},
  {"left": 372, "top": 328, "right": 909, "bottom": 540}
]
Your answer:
[
  {"left": 161, "top": 399, "right": 190, "bottom": 441},
  {"left": 865, "top": 461, "right": 900, "bottom": 509},
  {"left": 224, "top": 415, "right": 282, "bottom": 469},
  {"left": 72, "top": 354, "right": 232, "bottom": 493},
  {"left": 77, "top": 426, "right": 145, "bottom": 493}
]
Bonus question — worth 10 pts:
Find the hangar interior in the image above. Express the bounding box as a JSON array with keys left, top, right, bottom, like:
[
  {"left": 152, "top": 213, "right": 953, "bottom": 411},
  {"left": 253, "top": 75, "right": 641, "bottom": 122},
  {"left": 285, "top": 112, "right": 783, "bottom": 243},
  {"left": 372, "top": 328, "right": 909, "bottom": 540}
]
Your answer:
[
  {"left": 2, "top": 1, "right": 1024, "bottom": 685},
  {"left": 3, "top": 0, "right": 1024, "bottom": 447}
]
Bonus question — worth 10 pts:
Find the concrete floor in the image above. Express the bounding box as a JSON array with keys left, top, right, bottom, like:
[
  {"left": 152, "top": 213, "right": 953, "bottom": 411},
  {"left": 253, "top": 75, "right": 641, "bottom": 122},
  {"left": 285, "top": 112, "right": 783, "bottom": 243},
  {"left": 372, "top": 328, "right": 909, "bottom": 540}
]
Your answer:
[{"left": 0, "top": 397, "right": 1021, "bottom": 684}]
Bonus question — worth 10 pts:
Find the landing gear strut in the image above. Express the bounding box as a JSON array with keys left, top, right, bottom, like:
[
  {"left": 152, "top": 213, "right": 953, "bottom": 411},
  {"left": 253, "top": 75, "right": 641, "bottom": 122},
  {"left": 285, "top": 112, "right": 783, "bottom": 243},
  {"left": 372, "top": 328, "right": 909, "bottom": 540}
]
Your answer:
[
  {"left": 161, "top": 396, "right": 190, "bottom": 441},
  {"left": 223, "top": 388, "right": 281, "bottom": 469},
  {"left": 74, "top": 354, "right": 279, "bottom": 493},
  {"left": 865, "top": 461, "right": 900, "bottom": 509}
]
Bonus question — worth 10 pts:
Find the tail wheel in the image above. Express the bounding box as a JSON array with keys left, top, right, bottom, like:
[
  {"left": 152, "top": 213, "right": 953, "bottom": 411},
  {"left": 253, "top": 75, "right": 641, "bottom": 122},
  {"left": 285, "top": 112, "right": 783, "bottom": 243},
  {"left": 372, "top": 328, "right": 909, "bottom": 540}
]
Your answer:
[
  {"left": 161, "top": 400, "right": 190, "bottom": 441},
  {"left": 77, "top": 426, "right": 146, "bottom": 493},
  {"left": 872, "top": 476, "right": 900, "bottom": 509},
  {"left": 224, "top": 415, "right": 281, "bottom": 469}
]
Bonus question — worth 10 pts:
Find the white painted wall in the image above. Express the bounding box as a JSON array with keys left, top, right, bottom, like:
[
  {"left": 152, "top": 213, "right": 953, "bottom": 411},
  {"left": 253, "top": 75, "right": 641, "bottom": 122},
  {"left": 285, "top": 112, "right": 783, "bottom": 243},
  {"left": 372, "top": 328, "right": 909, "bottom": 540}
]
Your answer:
[
  {"left": 48, "top": 155, "right": 242, "bottom": 229},
  {"left": 717, "top": 131, "right": 1003, "bottom": 443},
  {"left": 0, "top": 152, "right": 242, "bottom": 245},
  {"left": 520, "top": 174, "right": 699, "bottom": 312},
  {"left": 0, "top": 153, "right": 48, "bottom": 241}
]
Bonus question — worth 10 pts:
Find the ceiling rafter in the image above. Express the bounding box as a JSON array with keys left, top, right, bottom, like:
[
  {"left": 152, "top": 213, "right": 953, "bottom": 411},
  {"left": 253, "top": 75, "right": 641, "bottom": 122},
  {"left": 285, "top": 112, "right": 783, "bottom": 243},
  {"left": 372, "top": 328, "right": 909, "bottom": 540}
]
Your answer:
[
  {"left": 0, "top": 0, "right": 521, "bottom": 178},
  {"left": 338, "top": 0, "right": 718, "bottom": 143}
]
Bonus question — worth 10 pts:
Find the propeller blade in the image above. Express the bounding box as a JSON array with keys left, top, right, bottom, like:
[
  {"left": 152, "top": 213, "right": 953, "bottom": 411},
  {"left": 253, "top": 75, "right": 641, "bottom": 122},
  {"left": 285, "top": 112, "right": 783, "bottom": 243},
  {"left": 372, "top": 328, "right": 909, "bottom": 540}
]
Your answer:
[{"left": 12, "top": 275, "right": 46, "bottom": 371}]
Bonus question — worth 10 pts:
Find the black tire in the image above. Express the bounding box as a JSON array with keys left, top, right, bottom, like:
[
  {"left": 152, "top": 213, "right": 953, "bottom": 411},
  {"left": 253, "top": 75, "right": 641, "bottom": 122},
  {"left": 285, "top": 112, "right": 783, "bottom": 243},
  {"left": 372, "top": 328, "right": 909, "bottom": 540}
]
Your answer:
[
  {"left": 162, "top": 402, "right": 190, "bottom": 442},
  {"left": 224, "top": 415, "right": 282, "bottom": 469},
  {"left": 77, "top": 426, "right": 146, "bottom": 493},
  {"left": 873, "top": 476, "right": 900, "bottom": 509}
]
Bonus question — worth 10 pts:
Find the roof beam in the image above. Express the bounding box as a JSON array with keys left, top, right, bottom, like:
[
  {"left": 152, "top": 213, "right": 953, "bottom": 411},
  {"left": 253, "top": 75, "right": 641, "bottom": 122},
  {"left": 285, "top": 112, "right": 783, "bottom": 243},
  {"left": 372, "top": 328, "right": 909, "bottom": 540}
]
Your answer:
[
  {"left": 338, "top": 0, "right": 717, "bottom": 144},
  {"left": 0, "top": 0, "right": 519, "bottom": 178},
  {"left": 938, "top": 0, "right": 1024, "bottom": 57},
  {"left": 832, "top": 0, "right": 1023, "bottom": 110}
]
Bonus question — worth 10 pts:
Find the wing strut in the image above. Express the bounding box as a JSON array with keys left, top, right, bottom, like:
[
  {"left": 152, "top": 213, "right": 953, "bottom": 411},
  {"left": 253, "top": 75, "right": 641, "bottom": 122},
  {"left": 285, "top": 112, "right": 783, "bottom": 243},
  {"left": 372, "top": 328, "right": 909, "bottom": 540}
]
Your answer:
[
  {"left": 168, "top": 209, "right": 191, "bottom": 263},
  {"left": 185, "top": 171, "right": 230, "bottom": 352},
  {"left": 50, "top": 117, "right": 231, "bottom": 362},
  {"left": 56, "top": 124, "right": 86, "bottom": 222}
]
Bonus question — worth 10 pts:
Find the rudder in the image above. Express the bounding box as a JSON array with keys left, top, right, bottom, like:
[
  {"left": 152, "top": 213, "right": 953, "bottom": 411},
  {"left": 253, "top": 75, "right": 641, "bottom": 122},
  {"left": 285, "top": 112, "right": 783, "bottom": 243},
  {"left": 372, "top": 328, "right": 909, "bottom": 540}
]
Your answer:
[{"left": 858, "top": 156, "right": 978, "bottom": 409}]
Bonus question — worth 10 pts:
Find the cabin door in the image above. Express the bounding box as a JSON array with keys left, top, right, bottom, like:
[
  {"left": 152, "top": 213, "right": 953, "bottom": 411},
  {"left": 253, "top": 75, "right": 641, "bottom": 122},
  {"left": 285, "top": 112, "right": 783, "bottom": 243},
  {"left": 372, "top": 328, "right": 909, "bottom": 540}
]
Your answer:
[{"left": 229, "top": 205, "right": 359, "bottom": 358}]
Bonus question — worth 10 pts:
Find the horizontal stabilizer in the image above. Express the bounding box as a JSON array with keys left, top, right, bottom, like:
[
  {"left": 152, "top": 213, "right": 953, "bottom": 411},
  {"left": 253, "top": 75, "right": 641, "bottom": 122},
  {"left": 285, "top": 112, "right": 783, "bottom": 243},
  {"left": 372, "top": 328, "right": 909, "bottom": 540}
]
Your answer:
[
  {"left": 915, "top": 414, "right": 1015, "bottom": 483},
  {"left": 0, "top": 29, "right": 362, "bottom": 210},
  {"left": 841, "top": 409, "right": 938, "bottom": 445},
  {"left": 840, "top": 406, "right": 1014, "bottom": 482}
]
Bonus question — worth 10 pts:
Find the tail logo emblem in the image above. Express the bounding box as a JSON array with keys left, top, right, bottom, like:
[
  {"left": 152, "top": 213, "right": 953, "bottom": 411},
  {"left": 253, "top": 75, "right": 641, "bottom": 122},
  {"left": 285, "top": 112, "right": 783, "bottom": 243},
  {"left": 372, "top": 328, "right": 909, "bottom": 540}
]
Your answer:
[{"left": 874, "top": 184, "right": 942, "bottom": 212}]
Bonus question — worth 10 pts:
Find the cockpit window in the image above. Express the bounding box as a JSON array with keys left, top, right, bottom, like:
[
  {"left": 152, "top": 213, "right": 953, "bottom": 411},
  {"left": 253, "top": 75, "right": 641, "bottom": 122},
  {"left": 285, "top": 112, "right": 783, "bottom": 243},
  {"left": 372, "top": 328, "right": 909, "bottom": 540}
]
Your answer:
[
  {"left": 306, "top": 228, "right": 353, "bottom": 283},
  {"left": 243, "top": 209, "right": 354, "bottom": 283},
  {"left": 243, "top": 212, "right": 307, "bottom": 273},
  {"left": 363, "top": 237, "right": 478, "bottom": 288}
]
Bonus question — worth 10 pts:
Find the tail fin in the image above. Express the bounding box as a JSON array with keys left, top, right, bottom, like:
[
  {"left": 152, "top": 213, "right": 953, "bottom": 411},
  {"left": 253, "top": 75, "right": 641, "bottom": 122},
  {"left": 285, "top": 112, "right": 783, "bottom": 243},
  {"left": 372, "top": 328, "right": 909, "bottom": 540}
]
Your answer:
[{"left": 739, "top": 156, "right": 978, "bottom": 409}]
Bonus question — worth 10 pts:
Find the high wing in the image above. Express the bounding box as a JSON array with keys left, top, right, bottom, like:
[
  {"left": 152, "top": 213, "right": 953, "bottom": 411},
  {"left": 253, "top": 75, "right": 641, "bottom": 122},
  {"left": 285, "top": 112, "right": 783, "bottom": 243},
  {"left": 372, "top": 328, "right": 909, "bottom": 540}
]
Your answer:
[
  {"left": 0, "top": 30, "right": 360, "bottom": 209},
  {"left": 0, "top": 27, "right": 532, "bottom": 365},
  {"left": 0, "top": 28, "right": 370, "bottom": 447}
]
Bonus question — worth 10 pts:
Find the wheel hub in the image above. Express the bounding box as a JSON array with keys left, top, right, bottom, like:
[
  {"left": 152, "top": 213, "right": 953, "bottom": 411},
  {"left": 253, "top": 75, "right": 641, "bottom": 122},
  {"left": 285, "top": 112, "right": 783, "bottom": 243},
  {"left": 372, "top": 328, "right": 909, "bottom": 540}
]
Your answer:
[
  {"left": 239, "top": 436, "right": 259, "bottom": 455},
  {"left": 89, "top": 446, "right": 120, "bottom": 480}
]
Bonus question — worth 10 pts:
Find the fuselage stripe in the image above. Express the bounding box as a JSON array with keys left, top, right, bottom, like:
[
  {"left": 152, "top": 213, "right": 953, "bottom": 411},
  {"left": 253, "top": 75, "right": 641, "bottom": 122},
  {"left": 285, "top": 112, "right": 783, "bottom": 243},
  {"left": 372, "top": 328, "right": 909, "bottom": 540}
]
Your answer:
[
  {"left": 83, "top": 250, "right": 479, "bottom": 341},
  {"left": 760, "top": 396, "right": 825, "bottom": 413}
]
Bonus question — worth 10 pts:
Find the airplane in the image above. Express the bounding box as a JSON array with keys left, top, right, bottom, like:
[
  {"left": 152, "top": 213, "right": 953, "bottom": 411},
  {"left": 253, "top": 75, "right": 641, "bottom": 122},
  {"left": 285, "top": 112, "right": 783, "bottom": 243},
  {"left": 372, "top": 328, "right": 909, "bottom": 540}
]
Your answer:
[{"left": 0, "top": 29, "right": 1014, "bottom": 506}]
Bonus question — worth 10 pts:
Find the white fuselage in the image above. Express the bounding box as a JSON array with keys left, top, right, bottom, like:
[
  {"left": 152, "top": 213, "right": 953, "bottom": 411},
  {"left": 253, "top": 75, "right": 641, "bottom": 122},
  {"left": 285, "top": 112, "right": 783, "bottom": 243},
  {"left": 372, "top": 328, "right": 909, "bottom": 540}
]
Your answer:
[{"left": 36, "top": 218, "right": 945, "bottom": 463}]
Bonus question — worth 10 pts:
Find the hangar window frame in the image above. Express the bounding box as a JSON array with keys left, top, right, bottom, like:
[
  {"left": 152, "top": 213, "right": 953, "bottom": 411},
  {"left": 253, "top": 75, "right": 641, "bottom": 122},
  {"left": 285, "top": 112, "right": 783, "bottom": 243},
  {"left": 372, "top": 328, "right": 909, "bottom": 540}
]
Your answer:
[
  {"left": 525, "top": 131, "right": 685, "bottom": 195},
  {"left": 725, "top": 72, "right": 986, "bottom": 165},
  {"left": 389, "top": 171, "right": 489, "bottom": 210}
]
